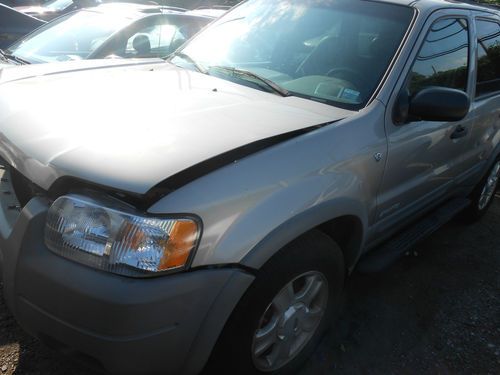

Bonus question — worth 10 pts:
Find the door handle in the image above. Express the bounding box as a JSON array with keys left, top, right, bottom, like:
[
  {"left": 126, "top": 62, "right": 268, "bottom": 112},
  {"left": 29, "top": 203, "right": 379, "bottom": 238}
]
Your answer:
[{"left": 450, "top": 125, "right": 468, "bottom": 139}]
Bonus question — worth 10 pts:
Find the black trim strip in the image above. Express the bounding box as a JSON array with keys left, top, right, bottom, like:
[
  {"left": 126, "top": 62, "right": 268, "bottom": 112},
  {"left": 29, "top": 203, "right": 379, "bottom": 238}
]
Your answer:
[
  {"left": 141, "top": 121, "right": 336, "bottom": 207},
  {"left": 190, "top": 262, "right": 258, "bottom": 276}
]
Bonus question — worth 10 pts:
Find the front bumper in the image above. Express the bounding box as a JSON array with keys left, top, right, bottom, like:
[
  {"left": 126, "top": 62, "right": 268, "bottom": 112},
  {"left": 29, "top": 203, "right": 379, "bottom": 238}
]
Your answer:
[{"left": 0, "top": 196, "right": 254, "bottom": 375}]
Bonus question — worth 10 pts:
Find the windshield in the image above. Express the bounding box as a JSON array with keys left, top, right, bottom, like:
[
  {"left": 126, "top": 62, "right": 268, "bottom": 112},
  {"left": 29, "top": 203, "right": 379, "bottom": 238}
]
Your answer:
[
  {"left": 174, "top": 0, "right": 414, "bottom": 109},
  {"left": 43, "top": 0, "right": 73, "bottom": 11},
  {"left": 7, "top": 11, "right": 134, "bottom": 63}
]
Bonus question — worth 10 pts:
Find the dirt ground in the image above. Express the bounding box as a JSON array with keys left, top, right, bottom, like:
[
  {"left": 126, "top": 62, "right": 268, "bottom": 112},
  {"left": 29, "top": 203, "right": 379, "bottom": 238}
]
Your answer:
[{"left": 0, "top": 196, "right": 499, "bottom": 375}]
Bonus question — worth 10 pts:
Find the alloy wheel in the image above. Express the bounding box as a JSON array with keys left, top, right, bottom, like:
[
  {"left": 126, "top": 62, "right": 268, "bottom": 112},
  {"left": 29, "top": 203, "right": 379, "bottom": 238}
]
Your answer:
[{"left": 251, "top": 271, "right": 328, "bottom": 372}]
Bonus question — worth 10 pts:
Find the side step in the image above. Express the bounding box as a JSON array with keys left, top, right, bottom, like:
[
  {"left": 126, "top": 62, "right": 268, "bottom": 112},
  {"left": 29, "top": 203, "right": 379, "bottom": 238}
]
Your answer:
[{"left": 357, "top": 197, "right": 471, "bottom": 273}]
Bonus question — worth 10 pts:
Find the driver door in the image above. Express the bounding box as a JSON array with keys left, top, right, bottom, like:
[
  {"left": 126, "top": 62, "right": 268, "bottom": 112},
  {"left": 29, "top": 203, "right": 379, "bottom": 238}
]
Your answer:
[{"left": 375, "top": 13, "right": 475, "bottom": 235}]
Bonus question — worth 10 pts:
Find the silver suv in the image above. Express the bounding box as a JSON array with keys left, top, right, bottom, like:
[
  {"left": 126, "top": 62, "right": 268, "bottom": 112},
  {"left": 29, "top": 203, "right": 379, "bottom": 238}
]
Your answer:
[{"left": 0, "top": 0, "right": 499, "bottom": 374}]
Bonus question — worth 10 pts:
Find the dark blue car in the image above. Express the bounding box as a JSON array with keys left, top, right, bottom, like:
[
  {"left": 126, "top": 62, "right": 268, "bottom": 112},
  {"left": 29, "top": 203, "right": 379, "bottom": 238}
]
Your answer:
[{"left": 0, "top": 3, "right": 44, "bottom": 50}]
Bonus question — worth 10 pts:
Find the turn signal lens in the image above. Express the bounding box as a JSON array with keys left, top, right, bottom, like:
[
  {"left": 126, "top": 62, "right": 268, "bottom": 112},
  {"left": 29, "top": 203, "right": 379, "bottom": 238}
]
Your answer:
[{"left": 159, "top": 220, "right": 198, "bottom": 270}]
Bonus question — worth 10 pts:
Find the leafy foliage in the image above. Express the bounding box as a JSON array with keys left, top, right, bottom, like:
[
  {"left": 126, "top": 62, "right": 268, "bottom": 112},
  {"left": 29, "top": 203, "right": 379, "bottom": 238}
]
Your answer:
[{"left": 475, "top": 0, "right": 500, "bottom": 5}]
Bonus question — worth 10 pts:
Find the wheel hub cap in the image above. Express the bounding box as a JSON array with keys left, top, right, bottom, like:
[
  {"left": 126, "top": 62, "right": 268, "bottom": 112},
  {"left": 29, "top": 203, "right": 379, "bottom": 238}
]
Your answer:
[{"left": 251, "top": 271, "right": 328, "bottom": 372}]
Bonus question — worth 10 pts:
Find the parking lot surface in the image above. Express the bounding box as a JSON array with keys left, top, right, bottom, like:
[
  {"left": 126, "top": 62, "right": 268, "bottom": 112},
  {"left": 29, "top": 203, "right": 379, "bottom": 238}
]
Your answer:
[{"left": 1, "top": 196, "right": 499, "bottom": 375}]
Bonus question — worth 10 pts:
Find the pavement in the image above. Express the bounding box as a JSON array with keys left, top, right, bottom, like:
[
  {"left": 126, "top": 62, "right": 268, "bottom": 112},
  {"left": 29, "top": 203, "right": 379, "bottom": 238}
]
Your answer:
[{"left": 1, "top": 195, "right": 499, "bottom": 375}]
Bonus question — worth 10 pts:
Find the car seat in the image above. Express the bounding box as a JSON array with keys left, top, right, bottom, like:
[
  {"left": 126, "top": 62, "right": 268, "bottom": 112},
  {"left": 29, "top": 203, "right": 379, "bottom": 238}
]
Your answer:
[{"left": 133, "top": 34, "right": 151, "bottom": 56}]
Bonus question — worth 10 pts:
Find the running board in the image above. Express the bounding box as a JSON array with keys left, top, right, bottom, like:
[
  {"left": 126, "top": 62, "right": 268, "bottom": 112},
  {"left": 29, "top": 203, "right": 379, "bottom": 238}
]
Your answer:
[{"left": 357, "top": 198, "right": 471, "bottom": 273}]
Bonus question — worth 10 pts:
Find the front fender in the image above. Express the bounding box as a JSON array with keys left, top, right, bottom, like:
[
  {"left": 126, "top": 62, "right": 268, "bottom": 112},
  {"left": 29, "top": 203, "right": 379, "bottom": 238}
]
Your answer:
[
  {"left": 148, "top": 100, "right": 386, "bottom": 269},
  {"left": 240, "top": 195, "right": 367, "bottom": 270}
]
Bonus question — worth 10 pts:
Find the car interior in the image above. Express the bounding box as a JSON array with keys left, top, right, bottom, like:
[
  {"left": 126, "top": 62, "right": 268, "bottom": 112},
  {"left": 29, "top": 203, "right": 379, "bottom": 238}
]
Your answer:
[{"left": 185, "top": 3, "right": 412, "bottom": 108}]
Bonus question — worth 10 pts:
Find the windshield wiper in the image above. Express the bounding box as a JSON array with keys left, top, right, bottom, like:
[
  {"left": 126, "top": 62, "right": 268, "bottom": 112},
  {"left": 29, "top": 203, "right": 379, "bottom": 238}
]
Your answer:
[
  {"left": 0, "top": 49, "right": 8, "bottom": 63},
  {"left": 209, "top": 66, "right": 290, "bottom": 97},
  {"left": 169, "top": 51, "right": 207, "bottom": 74},
  {"left": 0, "top": 50, "right": 29, "bottom": 65}
]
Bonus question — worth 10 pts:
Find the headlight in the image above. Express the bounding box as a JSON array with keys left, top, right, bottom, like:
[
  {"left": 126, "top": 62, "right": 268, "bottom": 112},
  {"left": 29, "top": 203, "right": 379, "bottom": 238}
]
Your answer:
[{"left": 45, "top": 195, "right": 200, "bottom": 276}]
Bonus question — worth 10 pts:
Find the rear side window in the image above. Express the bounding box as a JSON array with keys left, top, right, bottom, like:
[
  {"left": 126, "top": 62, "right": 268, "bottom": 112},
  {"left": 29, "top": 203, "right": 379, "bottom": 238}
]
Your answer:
[
  {"left": 409, "top": 18, "right": 469, "bottom": 95},
  {"left": 475, "top": 19, "right": 500, "bottom": 98}
]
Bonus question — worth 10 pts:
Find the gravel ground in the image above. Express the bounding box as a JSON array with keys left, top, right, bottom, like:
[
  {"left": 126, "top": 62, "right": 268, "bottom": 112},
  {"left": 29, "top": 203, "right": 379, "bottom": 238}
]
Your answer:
[{"left": 1, "top": 195, "right": 499, "bottom": 375}]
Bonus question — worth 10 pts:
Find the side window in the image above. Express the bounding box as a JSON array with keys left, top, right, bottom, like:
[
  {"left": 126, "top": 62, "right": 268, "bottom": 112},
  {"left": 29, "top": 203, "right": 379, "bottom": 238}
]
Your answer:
[
  {"left": 409, "top": 18, "right": 469, "bottom": 95},
  {"left": 475, "top": 19, "right": 500, "bottom": 98}
]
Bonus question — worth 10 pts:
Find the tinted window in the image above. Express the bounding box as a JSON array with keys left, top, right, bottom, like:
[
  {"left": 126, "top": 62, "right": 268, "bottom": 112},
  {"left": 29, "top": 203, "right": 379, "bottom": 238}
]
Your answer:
[
  {"left": 476, "top": 19, "right": 500, "bottom": 98},
  {"left": 409, "top": 18, "right": 469, "bottom": 95}
]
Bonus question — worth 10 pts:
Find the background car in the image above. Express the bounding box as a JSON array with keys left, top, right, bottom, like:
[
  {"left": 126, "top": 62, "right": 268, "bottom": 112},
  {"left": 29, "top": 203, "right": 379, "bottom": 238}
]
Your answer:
[
  {"left": 12, "top": 0, "right": 240, "bottom": 21},
  {"left": 3, "top": 3, "right": 214, "bottom": 64},
  {"left": 0, "top": 3, "right": 44, "bottom": 50},
  {"left": 14, "top": 0, "right": 98, "bottom": 21}
]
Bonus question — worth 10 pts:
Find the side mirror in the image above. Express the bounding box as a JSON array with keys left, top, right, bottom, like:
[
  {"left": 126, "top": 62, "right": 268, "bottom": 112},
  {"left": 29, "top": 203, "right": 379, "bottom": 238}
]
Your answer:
[
  {"left": 393, "top": 87, "right": 470, "bottom": 124},
  {"left": 410, "top": 87, "right": 470, "bottom": 122}
]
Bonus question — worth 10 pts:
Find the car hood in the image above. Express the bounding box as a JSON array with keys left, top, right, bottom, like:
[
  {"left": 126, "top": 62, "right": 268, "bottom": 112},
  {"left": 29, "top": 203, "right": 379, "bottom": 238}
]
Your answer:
[
  {"left": 0, "top": 61, "right": 12, "bottom": 69},
  {"left": 0, "top": 62, "right": 353, "bottom": 196}
]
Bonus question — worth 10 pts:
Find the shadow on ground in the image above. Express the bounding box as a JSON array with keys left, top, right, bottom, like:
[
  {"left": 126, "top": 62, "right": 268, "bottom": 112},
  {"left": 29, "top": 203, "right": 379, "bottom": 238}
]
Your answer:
[{"left": 302, "top": 196, "right": 500, "bottom": 374}]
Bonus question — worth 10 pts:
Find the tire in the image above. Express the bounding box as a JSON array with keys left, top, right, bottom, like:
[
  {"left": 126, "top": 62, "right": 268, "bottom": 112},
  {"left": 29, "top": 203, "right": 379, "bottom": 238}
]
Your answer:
[
  {"left": 206, "top": 230, "right": 345, "bottom": 375},
  {"left": 462, "top": 157, "right": 500, "bottom": 223}
]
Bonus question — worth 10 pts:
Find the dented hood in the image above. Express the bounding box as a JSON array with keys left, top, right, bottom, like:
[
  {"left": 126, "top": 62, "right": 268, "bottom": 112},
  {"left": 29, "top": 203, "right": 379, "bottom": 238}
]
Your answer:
[{"left": 0, "top": 61, "right": 353, "bottom": 195}]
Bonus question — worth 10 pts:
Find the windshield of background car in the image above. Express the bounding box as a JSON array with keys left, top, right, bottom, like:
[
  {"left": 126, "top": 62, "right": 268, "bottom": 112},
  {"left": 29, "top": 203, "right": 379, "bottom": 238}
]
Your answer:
[
  {"left": 174, "top": 0, "right": 414, "bottom": 109},
  {"left": 7, "top": 11, "right": 134, "bottom": 63}
]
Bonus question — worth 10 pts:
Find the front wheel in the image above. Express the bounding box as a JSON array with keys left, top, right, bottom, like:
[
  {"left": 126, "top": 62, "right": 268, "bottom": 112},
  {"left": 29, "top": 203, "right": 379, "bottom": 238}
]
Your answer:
[{"left": 206, "top": 230, "right": 345, "bottom": 374}]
